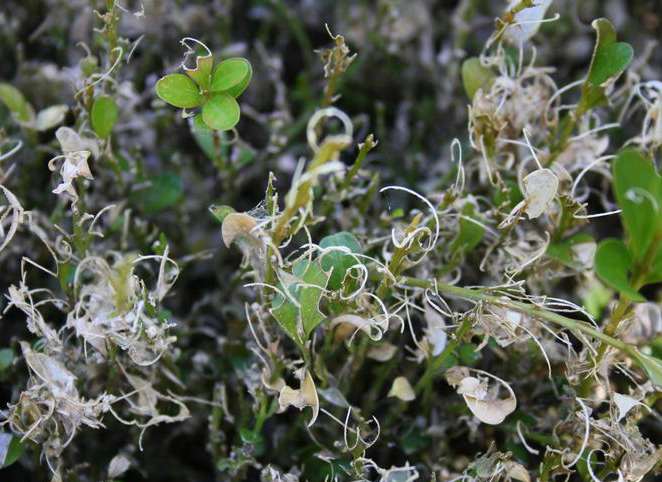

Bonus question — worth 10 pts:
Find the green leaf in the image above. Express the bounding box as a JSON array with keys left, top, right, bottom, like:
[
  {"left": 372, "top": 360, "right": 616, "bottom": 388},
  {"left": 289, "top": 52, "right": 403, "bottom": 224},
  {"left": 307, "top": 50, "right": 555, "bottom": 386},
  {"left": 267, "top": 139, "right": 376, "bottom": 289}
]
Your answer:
[
  {"left": 450, "top": 204, "right": 484, "bottom": 255},
  {"left": 0, "top": 348, "right": 13, "bottom": 375},
  {"left": 185, "top": 54, "right": 213, "bottom": 91},
  {"left": 211, "top": 58, "right": 252, "bottom": 97},
  {"left": 594, "top": 238, "right": 644, "bottom": 301},
  {"left": 586, "top": 19, "right": 633, "bottom": 87},
  {"left": 91, "top": 96, "right": 119, "bottom": 139},
  {"left": 270, "top": 259, "right": 329, "bottom": 343},
  {"left": 546, "top": 233, "right": 595, "bottom": 270},
  {"left": 612, "top": 148, "right": 662, "bottom": 261},
  {"left": 580, "top": 18, "right": 633, "bottom": 111},
  {"left": 131, "top": 171, "right": 184, "bottom": 214},
  {"left": 155, "top": 74, "right": 203, "bottom": 109},
  {"left": 319, "top": 232, "right": 363, "bottom": 291},
  {"left": 208, "top": 204, "right": 234, "bottom": 224},
  {"left": 645, "top": 248, "right": 662, "bottom": 285},
  {"left": 632, "top": 349, "right": 662, "bottom": 390},
  {"left": 202, "top": 93, "right": 240, "bottom": 131},
  {"left": 461, "top": 58, "right": 494, "bottom": 101},
  {"left": 1, "top": 432, "right": 25, "bottom": 468},
  {"left": 0, "top": 83, "right": 34, "bottom": 123}
]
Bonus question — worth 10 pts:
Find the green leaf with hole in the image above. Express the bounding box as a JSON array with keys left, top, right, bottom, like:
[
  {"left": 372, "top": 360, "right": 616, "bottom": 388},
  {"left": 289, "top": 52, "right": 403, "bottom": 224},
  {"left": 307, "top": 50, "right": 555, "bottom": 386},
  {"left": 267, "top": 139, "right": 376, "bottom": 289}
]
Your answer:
[
  {"left": 319, "top": 232, "right": 363, "bottom": 291},
  {"left": 0, "top": 83, "right": 34, "bottom": 123},
  {"left": 211, "top": 58, "right": 252, "bottom": 97},
  {"left": 594, "top": 238, "right": 644, "bottom": 301},
  {"left": 461, "top": 58, "right": 494, "bottom": 101},
  {"left": 131, "top": 171, "right": 184, "bottom": 214},
  {"left": 270, "top": 259, "right": 329, "bottom": 344},
  {"left": 1, "top": 432, "right": 25, "bottom": 468},
  {"left": 91, "top": 96, "right": 119, "bottom": 139},
  {"left": 547, "top": 233, "right": 595, "bottom": 270},
  {"left": 612, "top": 148, "right": 662, "bottom": 261},
  {"left": 155, "top": 74, "right": 203, "bottom": 108},
  {"left": 185, "top": 54, "right": 213, "bottom": 91},
  {"left": 580, "top": 18, "right": 633, "bottom": 111},
  {"left": 202, "top": 93, "right": 240, "bottom": 131},
  {"left": 450, "top": 204, "right": 484, "bottom": 255},
  {"left": 586, "top": 19, "right": 633, "bottom": 87}
]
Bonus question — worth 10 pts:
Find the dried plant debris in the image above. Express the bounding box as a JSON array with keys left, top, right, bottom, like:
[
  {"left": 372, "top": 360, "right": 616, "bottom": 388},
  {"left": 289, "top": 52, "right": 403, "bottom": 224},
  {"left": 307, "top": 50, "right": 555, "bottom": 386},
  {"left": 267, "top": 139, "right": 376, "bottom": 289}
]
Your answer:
[{"left": 0, "top": 0, "right": 662, "bottom": 480}]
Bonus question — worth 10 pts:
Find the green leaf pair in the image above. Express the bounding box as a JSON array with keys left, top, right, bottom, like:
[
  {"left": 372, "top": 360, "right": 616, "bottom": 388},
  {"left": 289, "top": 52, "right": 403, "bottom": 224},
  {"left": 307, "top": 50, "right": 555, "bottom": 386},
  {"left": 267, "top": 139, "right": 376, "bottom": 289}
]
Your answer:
[
  {"left": 155, "top": 54, "right": 252, "bottom": 132},
  {"left": 580, "top": 18, "right": 633, "bottom": 111},
  {"left": 595, "top": 149, "right": 662, "bottom": 299}
]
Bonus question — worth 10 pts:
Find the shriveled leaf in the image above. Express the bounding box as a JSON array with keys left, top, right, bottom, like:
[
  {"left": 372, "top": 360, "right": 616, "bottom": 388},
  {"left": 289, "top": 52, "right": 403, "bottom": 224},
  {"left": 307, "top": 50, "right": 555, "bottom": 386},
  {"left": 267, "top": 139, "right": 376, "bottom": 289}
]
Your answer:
[
  {"left": 91, "top": 96, "right": 119, "bottom": 139},
  {"left": 210, "top": 57, "right": 252, "bottom": 97},
  {"left": 155, "top": 74, "right": 203, "bottom": 108},
  {"left": 388, "top": 376, "right": 416, "bottom": 402},
  {"left": 367, "top": 342, "right": 398, "bottom": 362},
  {"left": 0, "top": 432, "right": 25, "bottom": 468},
  {"left": 270, "top": 259, "right": 329, "bottom": 343},
  {"left": 184, "top": 54, "right": 213, "bottom": 91},
  {"left": 594, "top": 238, "right": 644, "bottom": 301},
  {"left": 35, "top": 105, "right": 68, "bottom": 131},
  {"left": 612, "top": 148, "right": 662, "bottom": 261},
  {"left": 461, "top": 58, "right": 494, "bottom": 100},
  {"left": 522, "top": 168, "right": 558, "bottom": 219},
  {"left": 131, "top": 171, "right": 184, "bottom": 214},
  {"left": 319, "top": 231, "right": 363, "bottom": 290},
  {"left": 0, "top": 83, "right": 34, "bottom": 123},
  {"left": 201, "top": 93, "right": 240, "bottom": 131},
  {"left": 547, "top": 233, "right": 596, "bottom": 270}
]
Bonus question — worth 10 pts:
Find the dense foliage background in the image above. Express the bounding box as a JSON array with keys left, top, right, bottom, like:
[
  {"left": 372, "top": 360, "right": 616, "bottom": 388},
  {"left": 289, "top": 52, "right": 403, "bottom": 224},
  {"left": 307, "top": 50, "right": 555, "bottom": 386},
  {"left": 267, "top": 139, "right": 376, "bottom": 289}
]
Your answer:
[{"left": 1, "top": 1, "right": 662, "bottom": 481}]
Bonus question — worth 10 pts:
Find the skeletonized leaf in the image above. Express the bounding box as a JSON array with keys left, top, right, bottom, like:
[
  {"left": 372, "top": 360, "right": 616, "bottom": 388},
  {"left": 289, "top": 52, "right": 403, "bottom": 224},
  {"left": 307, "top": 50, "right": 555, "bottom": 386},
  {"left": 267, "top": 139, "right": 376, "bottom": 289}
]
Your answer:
[
  {"left": 388, "top": 376, "right": 416, "bottom": 402},
  {"left": 503, "top": 0, "right": 553, "bottom": 44},
  {"left": 35, "top": 105, "right": 68, "bottom": 131},
  {"left": 522, "top": 168, "right": 558, "bottom": 219}
]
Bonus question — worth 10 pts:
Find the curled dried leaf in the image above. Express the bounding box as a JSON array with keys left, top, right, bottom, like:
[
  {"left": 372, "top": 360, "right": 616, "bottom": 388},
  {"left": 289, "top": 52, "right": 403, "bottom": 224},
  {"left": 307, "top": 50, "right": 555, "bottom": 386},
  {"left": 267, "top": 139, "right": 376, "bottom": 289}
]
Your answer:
[
  {"left": 452, "top": 370, "right": 517, "bottom": 425},
  {"left": 278, "top": 369, "right": 319, "bottom": 427},
  {"left": 222, "top": 212, "right": 257, "bottom": 247}
]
